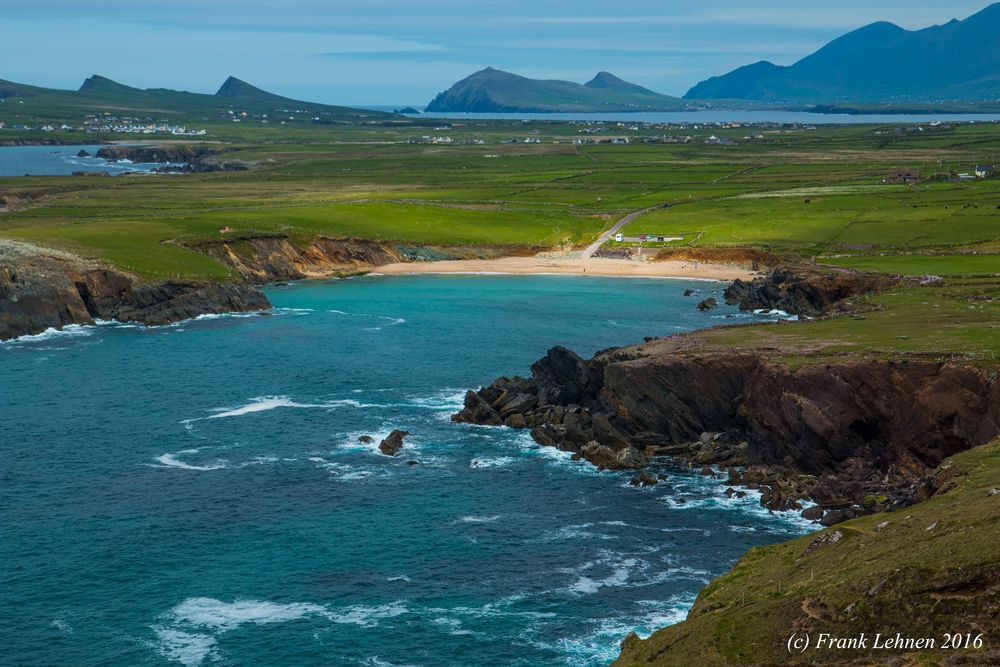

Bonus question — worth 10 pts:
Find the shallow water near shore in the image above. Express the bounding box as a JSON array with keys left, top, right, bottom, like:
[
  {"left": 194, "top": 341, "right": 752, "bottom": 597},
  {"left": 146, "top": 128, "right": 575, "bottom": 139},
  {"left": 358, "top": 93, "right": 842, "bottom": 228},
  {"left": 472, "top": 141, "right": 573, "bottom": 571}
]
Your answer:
[{"left": 1, "top": 274, "right": 812, "bottom": 666}]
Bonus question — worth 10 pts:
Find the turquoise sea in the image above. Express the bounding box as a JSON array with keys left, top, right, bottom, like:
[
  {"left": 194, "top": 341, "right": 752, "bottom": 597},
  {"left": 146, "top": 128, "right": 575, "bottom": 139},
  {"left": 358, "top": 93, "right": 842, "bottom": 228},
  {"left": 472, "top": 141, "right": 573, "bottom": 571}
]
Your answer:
[{"left": 1, "top": 275, "right": 812, "bottom": 666}]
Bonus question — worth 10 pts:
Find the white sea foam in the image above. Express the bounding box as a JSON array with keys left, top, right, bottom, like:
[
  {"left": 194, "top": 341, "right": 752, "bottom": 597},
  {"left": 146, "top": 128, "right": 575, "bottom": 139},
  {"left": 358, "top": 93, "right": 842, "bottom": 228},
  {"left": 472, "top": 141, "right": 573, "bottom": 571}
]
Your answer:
[
  {"left": 181, "top": 395, "right": 374, "bottom": 425},
  {"left": 170, "top": 597, "right": 327, "bottom": 631},
  {"left": 151, "top": 627, "right": 217, "bottom": 667},
  {"left": 379, "top": 316, "right": 406, "bottom": 326},
  {"left": 327, "top": 602, "right": 407, "bottom": 628},
  {"left": 1, "top": 323, "right": 97, "bottom": 346},
  {"left": 469, "top": 457, "right": 516, "bottom": 469},
  {"left": 192, "top": 311, "right": 263, "bottom": 321},
  {"left": 271, "top": 307, "right": 316, "bottom": 315},
  {"left": 665, "top": 477, "right": 817, "bottom": 532},
  {"left": 154, "top": 453, "right": 229, "bottom": 471},
  {"left": 406, "top": 389, "right": 467, "bottom": 411},
  {"left": 567, "top": 558, "right": 638, "bottom": 595},
  {"left": 457, "top": 515, "right": 501, "bottom": 524},
  {"left": 50, "top": 618, "right": 73, "bottom": 634}
]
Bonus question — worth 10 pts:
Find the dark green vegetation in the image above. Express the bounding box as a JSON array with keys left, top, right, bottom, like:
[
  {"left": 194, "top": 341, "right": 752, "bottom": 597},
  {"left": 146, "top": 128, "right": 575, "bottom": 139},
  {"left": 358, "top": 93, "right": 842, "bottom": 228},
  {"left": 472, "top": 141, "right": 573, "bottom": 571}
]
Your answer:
[
  {"left": 687, "top": 2, "right": 1000, "bottom": 103},
  {"left": 616, "top": 438, "right": 1000, "bottom": 666},
  {"left": 0, "top": 74, "right": 396, "bottom": 131},
  {"left": 425, "top": 68, "right": 689, "bottom": 112}
]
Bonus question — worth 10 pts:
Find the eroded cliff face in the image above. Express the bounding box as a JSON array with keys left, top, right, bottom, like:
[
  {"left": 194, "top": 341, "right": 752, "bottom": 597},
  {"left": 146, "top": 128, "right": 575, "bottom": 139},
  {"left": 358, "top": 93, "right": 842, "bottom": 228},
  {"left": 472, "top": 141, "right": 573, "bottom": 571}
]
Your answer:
[
  {"left": 0, "top": 241, "right": 270, "bottom": 340},
  {"left": 454, "top": 343, "right": 1000, "bottom": 523},
  {"left": 189, "top": 236, "right": 402, "bottom": 283},
  {"left": 188, "top": 235, "right": 530, "bottom": 283}
]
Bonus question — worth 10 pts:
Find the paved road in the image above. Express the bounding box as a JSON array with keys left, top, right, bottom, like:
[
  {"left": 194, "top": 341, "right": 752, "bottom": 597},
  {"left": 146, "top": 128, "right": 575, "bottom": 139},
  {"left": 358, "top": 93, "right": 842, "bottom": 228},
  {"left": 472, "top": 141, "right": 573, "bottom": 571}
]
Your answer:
[{"left": 580, "top": 204, "right": 664, "bottom": 259}]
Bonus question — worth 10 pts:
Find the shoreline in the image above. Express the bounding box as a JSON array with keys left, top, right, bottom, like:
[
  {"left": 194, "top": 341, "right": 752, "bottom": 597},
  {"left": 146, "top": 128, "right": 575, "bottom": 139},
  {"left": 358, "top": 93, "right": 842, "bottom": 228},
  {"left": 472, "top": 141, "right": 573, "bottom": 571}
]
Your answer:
[{"left": 374, "top": 255, "right": 758, "bottom": 281}]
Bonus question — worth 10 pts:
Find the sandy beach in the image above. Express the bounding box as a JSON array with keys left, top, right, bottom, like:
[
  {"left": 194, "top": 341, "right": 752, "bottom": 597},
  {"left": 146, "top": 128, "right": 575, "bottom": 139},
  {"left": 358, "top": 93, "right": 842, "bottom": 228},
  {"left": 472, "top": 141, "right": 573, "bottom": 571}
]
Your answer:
[{"left": 374, "top": 255, "right": 757, "bottom": 281}]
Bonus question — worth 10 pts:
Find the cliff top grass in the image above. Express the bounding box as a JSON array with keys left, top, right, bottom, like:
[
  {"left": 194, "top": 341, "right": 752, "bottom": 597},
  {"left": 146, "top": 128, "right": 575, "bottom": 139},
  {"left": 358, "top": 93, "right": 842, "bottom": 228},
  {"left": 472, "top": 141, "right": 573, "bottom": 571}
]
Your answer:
[
  {"left": 645, "top": 278, "right": 999, "bottom": 367},
  {"left": 614, "top": 437, "right": 1000, "bottom": 666}
]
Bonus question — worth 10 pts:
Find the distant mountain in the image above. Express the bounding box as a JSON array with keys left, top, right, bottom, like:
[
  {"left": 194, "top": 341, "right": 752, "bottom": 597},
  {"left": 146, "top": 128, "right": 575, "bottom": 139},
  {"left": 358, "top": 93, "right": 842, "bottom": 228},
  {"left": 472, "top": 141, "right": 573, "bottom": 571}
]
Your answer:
[
  {"left": 686, "top": 2, "right": 1000, "bottom": 103},
  {"left": 426, "top": 68, "right": 687, "bottom": 113},
  {"left": 0, "top": 75, "right": 396, "bottom": 123},
  {"left": 215, "top": 76, "right": 298, "bottom": 105}
]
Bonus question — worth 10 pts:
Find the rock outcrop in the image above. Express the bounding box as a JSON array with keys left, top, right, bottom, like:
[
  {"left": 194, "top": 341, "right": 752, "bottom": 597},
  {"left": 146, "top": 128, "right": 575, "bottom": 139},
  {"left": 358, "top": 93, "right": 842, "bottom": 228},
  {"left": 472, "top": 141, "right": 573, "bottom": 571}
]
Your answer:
[
  {"left": 379, "top": 430, "right": 410, "bottom": 456},
  {"left": 95, "top": 145, "right": 217, "bottom": 163},
  {"left": 724, "top": 267, "right": 896, "bottom": 316},
  {"left": 0, "top": 241, "right": 270, "bottom": 340},
  {"left": 454, "top": 343, "right": 1000, "bottom": 522}
]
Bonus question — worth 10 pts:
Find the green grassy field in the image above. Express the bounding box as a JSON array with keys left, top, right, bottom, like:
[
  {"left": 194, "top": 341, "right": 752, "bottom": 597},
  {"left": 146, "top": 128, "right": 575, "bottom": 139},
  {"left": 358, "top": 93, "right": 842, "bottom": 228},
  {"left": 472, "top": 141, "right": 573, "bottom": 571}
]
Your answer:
[{"left": 3, "top": 121, "right": 1000, "bottom": 280}]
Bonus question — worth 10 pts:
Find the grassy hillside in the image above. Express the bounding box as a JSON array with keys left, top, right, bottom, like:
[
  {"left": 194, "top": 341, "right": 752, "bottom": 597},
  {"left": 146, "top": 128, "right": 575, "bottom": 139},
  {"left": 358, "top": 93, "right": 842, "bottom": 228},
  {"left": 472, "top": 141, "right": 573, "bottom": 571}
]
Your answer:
[{"left": 615, "top": 438, "right": 1000, "bottom": 666}]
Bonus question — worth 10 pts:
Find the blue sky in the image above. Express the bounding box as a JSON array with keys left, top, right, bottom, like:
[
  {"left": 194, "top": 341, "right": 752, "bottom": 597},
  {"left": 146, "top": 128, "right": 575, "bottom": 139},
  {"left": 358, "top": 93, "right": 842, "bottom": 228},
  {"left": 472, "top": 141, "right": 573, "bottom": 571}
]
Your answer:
[{"left": 1, "top": 1, "right": 993, "bottom": 105}]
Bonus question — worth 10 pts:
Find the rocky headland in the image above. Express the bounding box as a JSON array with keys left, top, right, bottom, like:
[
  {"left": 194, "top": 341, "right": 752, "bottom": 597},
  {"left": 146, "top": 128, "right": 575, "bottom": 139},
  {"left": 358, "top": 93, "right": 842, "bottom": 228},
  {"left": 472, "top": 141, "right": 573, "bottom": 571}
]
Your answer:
[
  {"left": 454, "top": 345, "right": 999, "bottom": 523},
  {"left": 450, "top": 265, "right": 1000, "bottom": 664},
  {"left": 453, "top": 268, "right": 995, "bottom": 524},
  {"left": 0, "top": 241, "right": 269, "bottom": 340}
]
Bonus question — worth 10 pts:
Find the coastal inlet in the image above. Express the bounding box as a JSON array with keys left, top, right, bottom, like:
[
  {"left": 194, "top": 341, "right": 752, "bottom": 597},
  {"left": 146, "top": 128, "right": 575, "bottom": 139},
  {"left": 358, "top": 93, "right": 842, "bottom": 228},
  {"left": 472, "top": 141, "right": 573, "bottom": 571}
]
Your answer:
[{"left": 1, "top": 274, "right": 809, "bottom": 667}]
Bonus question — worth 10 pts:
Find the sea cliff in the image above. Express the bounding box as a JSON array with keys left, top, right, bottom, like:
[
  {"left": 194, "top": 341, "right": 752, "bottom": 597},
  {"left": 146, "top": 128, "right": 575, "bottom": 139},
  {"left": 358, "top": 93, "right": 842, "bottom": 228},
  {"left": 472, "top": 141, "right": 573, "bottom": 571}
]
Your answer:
[
  {"left": 0, "top": 241, "right": 269, "bottom": 340},
  {"left": 454, "top": 345, "right": 999, "bottom": 521}
]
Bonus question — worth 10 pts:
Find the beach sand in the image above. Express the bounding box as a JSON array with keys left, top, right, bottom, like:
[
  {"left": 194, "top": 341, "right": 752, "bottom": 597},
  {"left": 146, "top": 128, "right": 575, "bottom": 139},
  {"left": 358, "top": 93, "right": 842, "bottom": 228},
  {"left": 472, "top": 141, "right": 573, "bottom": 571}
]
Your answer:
[{"left": 374, "top": 255, "right": 757, "bottom": 281}]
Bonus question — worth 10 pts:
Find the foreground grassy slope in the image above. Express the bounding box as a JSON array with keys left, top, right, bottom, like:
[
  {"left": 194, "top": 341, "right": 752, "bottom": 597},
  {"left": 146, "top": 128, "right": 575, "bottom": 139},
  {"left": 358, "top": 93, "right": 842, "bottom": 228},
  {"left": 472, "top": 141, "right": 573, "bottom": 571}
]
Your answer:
[
  {"left": 2, "top": 121, "right": 1000, "bottom": 280},
  {"left": 615, "top": 438, "right": 1000, "bottom": 666}
]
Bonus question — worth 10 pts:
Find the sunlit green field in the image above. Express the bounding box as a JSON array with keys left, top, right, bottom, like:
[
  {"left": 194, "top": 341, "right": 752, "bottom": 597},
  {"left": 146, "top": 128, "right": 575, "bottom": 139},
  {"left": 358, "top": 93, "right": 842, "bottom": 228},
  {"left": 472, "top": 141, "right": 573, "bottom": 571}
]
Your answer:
[{"left": 2, "top": 120, "right": 1000, "bottom": 281}]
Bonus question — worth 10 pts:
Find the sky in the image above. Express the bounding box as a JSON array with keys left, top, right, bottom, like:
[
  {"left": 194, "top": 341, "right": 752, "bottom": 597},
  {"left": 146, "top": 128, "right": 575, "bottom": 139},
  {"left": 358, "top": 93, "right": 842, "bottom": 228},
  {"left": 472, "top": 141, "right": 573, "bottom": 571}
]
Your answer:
[{"left": 0, "top": 1, "right": 994, "bottom": 106}]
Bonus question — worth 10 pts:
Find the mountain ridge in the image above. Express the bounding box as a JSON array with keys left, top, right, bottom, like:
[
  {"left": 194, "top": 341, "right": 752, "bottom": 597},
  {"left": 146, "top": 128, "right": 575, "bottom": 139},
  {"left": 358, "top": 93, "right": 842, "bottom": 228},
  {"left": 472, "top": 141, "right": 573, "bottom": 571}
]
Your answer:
[
  {"left": 425, "top": 67, "right": 688, "bottom": 113},
  {"left": 685, "top": 2, "right": 1000, "bottom": 102},
  {"left": 0, "top": 75, "right": 396, "bottom": 123}
]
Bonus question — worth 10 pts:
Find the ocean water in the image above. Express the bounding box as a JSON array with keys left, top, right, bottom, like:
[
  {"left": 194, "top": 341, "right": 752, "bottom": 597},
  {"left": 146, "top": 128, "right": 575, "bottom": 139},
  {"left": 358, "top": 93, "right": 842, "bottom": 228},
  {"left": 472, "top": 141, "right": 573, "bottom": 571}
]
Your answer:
[
  {"left": 0, "top": 145, "right": 186, "bottom": 176},
  {"left": 1, "top": 275, "right": 812, "bottom": 666}
]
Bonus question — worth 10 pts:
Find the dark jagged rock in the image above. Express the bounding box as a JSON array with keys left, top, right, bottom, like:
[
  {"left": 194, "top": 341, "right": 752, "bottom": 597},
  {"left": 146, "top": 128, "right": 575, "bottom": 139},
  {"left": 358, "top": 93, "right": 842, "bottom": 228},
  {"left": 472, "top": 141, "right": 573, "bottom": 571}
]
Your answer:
[
  {"left": 696, "top": 297, "right": 718, "bottom": 311},
  {"left": 800, "top": 506, "right": 825, "bottom": 521},
  {"left": 630, "top": 472, "right": 659, "bottom": 487},
  {"left": 0, "top": 241, "right": 270, "bottom": 340},
  {"left": 76, "top": 149, "right": 91, "bottom": 157},
  {"left": 453, "top": 341, "right": 1000, "bottom": 517},
  {"left": 358, "top": 435, "right": 375, "bottom": 444},
  {"left": 378, "top": 430, "right": 410, "bottom": 456},
  {"left": 724, "top": 267, "right": 896, "bottom": 317},
  {"left": 95, "top": 145, "right": 217, "bottom": 163}
]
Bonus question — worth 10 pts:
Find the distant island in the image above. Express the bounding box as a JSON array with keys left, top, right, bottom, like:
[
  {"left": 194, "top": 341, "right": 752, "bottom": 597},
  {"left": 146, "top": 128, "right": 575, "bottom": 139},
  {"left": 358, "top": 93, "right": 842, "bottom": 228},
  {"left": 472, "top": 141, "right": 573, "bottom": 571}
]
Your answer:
[
  {"left": 425, "top": 68, "right": 690, "bottom": 113},
  {"left": 686, "top": 2, "right": 1000, "bottom": 103}
]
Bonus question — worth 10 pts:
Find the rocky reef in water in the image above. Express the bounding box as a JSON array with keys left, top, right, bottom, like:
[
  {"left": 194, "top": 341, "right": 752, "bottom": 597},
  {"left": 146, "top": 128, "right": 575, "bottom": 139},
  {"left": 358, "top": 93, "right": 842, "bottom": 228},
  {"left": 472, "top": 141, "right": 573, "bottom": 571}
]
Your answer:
[
  {"left": 453, "top": 344, "right": 999, "bottom": 525},
  {"left": 0, "top": 241, "right": 269, "bottom": 340}
]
